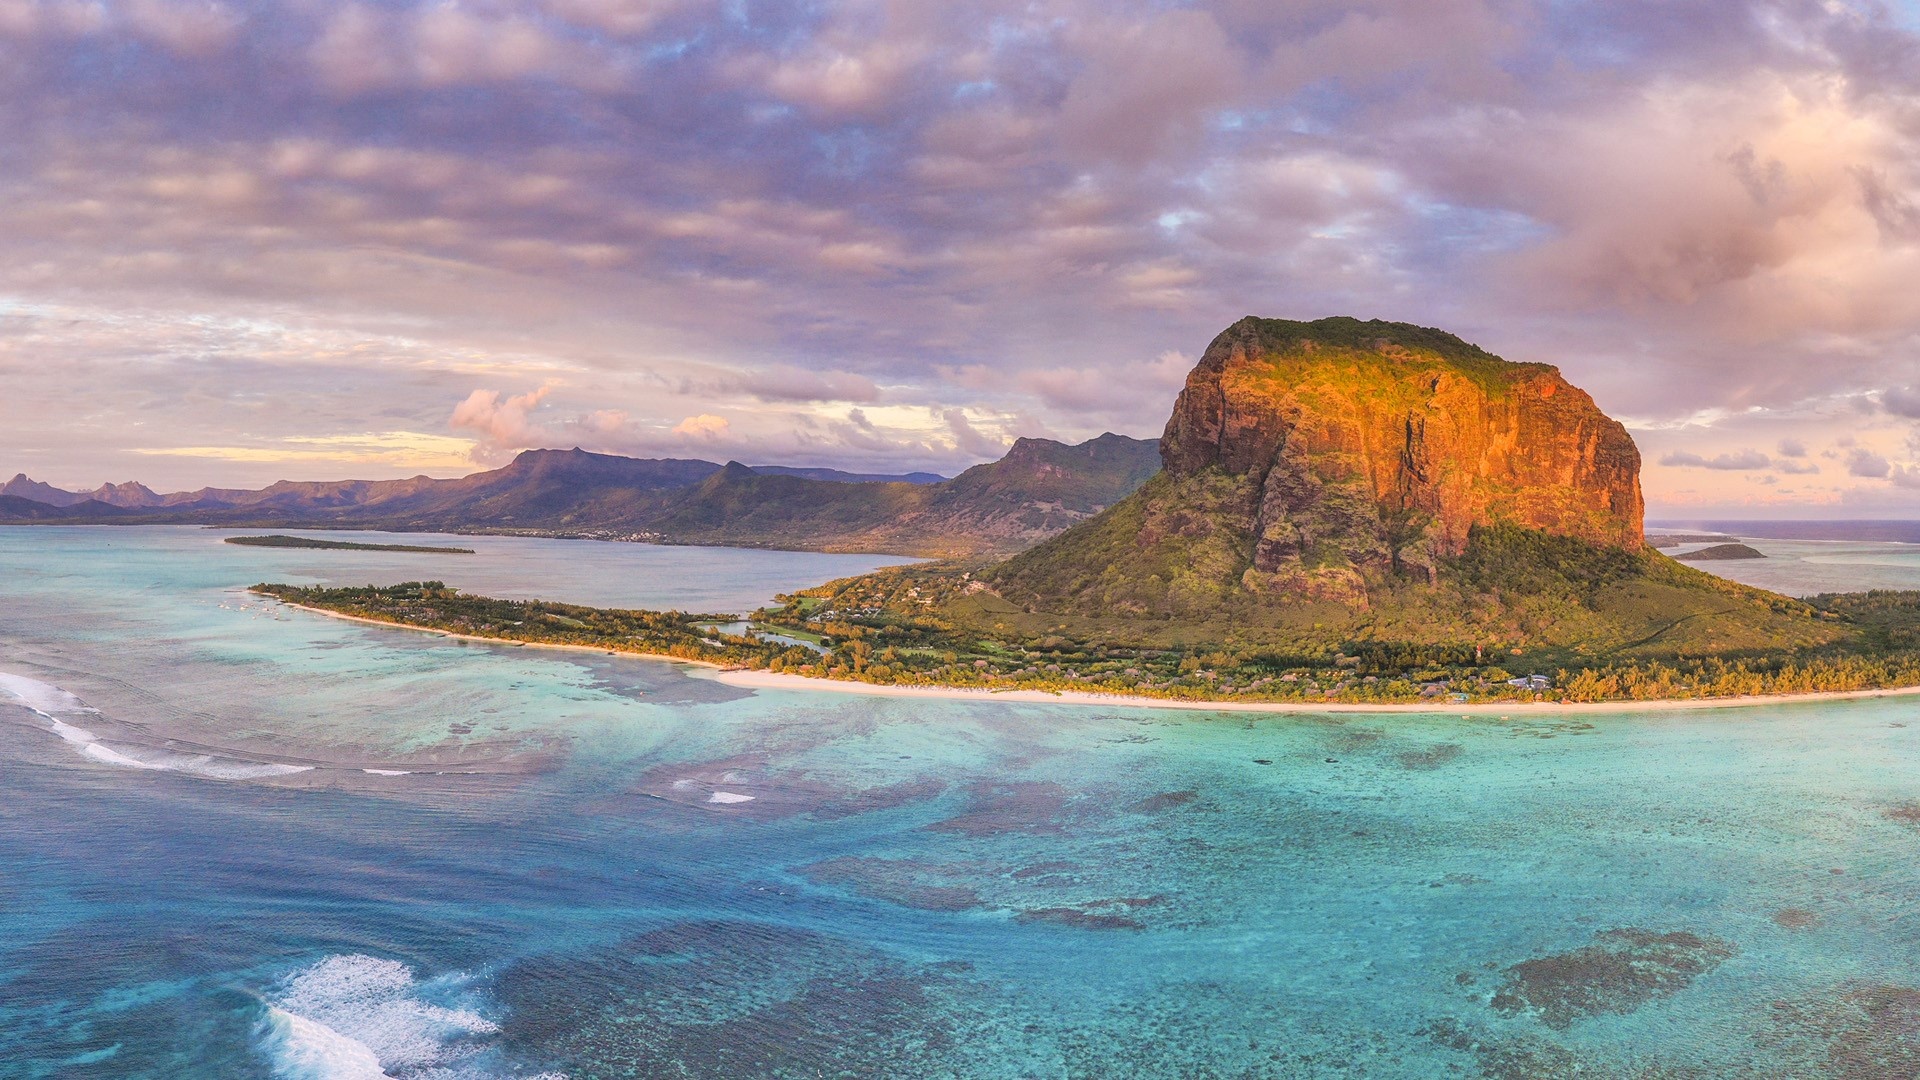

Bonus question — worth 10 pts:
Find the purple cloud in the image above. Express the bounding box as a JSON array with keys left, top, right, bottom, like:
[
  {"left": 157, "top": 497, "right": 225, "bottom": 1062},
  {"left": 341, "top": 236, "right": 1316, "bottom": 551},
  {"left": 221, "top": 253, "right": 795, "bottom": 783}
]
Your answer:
[
  {"left": 1849, "top": 448, "right": 1893, "bottom": 478},
  {"left": 1883, "top": 387, "right": 1920, "bottom": 418},
  {"left": 0, "top": 0, "right": 1917, "bottom": 511},
  {"left": 1660, "top": 448, "right": 1772, "bottom": 471}
]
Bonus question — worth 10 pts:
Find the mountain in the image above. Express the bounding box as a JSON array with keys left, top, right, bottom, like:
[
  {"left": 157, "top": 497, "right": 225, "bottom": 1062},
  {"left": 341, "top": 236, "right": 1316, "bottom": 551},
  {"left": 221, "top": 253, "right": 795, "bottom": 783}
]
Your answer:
[
  {"left": 1, "top": 474, "right": 90, "bottom": 506},
  {"left": 0, "top": 437, "right": 1159, "bottom": 557},
  {"left": 954, "top": 316, "right": 1838, "bottom": 660},
  {"left": 749, "top": 466, "right": 946, "bottom": 484},
  {"left": 0, "top": 495, "right": 132, "bottom": 520},
  {"left": 837, "top": 432, "right": 1162, "bottom": 556},
  {"left": 643, "top": 434, "right": 1161, "bottom": 556},
  {"left": 644, "top": 463, "right": 931, "bottom": 549},
  {"left": 86, "top": 481, "right": 171, "bottom": 508}
]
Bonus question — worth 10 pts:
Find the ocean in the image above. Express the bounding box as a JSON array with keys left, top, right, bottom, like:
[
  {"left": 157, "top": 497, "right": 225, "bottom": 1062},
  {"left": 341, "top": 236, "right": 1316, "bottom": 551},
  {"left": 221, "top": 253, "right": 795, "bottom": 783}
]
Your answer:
[{"left": 6, "top": 526, "right": 1920, "bottom": 1078}]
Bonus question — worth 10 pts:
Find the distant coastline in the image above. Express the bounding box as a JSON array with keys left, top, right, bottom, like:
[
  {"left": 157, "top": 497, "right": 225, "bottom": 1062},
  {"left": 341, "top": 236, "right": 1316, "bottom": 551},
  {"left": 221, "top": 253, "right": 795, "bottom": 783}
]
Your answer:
[
  {"left": 1652, "top": 520, "right": 1920, "bottom": 545},
  {"left": 225, "top": 535, "right": 475, "bottom": 554},
  {"left": 268, "top": 595, "right": 1920, "bottom": 717}
]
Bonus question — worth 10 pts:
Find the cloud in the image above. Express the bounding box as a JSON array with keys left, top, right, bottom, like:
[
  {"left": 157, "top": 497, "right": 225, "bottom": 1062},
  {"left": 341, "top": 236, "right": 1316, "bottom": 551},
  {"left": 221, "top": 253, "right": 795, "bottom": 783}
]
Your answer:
[
  {"left": 1848, "top": 447, "right": 1893, "bottom": 478},
  {"left": 669, "top": 413, "right": 730, "bottom": 440},
  {"left": 1777, "top": 458, "right": 1821, "bottom": 475},
  {"left": 128, "top": 431, "right": 477, "bottom": 468},
  {"left": 1892, "top": 465, "right": 1920, "bottom": 489},
  {"left": 1056, "top": 9, "right": 1242, "bottom": 164},
  {"left": 1883, "top": 386, "right": 1920, "bottom": 418},
  {"left": 733, "top": 366, "right": 881, "bottom": 404},
  {"left": 1015, "top": 350, "right": 1192, "bottom": 428},
  {"left": 942, "top": 407, "right": 1007, "bottom": 458},
  {"left": 308, "top": 3, "right": 621, "bottom": 95},
  {"left": 1777, "top": 438, "right": 1807, "bottom": 457},
  {"left": 1659, "top": 448, "right": 1772, "bottom": 470},
  {"left": 449, "top": 386, "right": 554, "bottom": 455},
  {"left": 7, "top": 0, "right": 1920, "bottom": 493}
]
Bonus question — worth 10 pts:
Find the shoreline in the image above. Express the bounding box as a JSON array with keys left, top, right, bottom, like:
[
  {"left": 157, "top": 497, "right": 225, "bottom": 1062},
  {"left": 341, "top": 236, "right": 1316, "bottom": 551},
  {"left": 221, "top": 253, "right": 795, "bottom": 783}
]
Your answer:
[
  {"left": 701, "top": 667, "right": 1920, "bottom": 715},
  {"left": 272, "top": 598, "right": 1920, "bottom": 716},
  {"left": 272, "top": 600, "right": 733, "bottom": 672}
]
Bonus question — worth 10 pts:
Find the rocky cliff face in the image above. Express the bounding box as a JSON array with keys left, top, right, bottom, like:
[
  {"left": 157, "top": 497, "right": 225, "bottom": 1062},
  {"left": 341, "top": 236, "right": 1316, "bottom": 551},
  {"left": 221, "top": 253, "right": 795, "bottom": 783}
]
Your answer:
[
  {"left": 1160, "top": 316, "right": 1642, "bottom": 593},
  {"left": 987, "top": 316, "right": 1647, "bottom": 614}
]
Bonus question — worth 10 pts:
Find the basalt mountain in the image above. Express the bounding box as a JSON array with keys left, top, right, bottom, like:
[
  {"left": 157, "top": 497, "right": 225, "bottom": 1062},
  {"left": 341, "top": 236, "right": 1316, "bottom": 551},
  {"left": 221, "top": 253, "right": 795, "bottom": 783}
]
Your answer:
[
  {"left": 926, "top": 317, "right": 1847, "bottom": 661},
  {"left": 0, "top": 433, "right": 1159, "bottom": 558}
]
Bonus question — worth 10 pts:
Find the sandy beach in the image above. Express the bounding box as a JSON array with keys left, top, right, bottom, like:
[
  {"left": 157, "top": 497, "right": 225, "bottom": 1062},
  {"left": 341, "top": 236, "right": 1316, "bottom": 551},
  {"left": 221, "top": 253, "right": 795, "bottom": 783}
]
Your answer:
[
  {"left": 274, "top": 600, "right": 733, "bottom": 670},
  {"left": 703, "top": 666, "right": 1920, "bottom": 715},
  {"left": 272, "top": 598, "right": 1920, "bottom": 717}
]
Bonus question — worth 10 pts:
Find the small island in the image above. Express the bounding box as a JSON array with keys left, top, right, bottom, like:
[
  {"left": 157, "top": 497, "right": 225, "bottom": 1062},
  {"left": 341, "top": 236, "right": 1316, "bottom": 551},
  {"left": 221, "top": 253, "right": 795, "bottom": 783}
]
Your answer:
[
  {"left": 225, "top": 535, "right": 474, "bottom": 554},
  {"left": 1675, "top": 543, "right": 1767, "bottom": 561}
]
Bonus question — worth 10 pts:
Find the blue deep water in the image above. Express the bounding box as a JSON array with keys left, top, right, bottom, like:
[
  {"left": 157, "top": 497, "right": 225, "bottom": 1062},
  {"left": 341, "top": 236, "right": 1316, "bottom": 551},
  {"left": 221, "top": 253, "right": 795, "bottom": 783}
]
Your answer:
[{"left": 7, "top": 527, "right": 1920, "bottom": 1078}]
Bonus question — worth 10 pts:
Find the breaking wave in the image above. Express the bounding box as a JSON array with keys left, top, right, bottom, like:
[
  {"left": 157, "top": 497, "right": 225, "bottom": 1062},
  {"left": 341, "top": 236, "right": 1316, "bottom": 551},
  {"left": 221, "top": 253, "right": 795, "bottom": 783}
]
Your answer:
[
  {"left": 257, "top": 954, "right": 560, "bottom": 1080},
  {"left": 0, "top": 670, "right": 313, "bottom": 780}
]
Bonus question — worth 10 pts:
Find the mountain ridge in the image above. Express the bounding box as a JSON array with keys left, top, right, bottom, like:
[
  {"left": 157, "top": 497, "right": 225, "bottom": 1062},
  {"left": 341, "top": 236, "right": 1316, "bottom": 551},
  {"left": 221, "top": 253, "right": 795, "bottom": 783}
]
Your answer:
[{"left": 0, "top": 435, "right": 1160, "bottom": 557}]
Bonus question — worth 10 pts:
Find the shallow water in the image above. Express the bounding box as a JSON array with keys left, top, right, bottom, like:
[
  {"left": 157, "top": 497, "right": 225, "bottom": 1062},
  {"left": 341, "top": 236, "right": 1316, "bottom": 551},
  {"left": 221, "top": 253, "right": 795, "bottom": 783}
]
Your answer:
[{"left": 6, "top": 526, "right": 1920, "bottom": 1077}]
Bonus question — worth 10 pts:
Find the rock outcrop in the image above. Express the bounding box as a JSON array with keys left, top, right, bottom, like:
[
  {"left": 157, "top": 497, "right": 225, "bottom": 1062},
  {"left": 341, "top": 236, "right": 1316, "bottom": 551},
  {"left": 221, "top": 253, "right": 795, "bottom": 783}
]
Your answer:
[
  {"left": 1162, "top": 316, "right": 1642, "bottom": 592},
  {"left": 989, "top": 316, "right": 1649, "bottom": 612}
]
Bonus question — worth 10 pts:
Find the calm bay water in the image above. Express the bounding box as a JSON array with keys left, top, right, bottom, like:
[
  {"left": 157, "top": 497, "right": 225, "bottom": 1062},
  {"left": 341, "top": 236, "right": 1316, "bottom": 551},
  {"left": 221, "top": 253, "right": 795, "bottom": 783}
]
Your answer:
[
  {"left": 6, "top": 527, "right": 1920, "bottom": 1077},
  {"left": 1667, "top": 534, "right": 1920, "bottom": 597}
]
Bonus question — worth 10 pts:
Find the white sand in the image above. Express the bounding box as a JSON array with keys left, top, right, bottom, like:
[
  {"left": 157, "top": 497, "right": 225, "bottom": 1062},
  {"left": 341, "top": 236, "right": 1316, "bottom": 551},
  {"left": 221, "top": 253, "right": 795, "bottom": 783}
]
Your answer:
[{"left": 704, "top": 667, "right": 1920, "bottom": 715}]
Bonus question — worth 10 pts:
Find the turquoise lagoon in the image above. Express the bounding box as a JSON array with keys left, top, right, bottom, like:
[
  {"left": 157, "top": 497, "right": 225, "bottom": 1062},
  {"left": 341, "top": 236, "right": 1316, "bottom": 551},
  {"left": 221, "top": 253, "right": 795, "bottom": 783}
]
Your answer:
[{"left": 6, "top": 527, "right": 1920, "bottom": 1077}]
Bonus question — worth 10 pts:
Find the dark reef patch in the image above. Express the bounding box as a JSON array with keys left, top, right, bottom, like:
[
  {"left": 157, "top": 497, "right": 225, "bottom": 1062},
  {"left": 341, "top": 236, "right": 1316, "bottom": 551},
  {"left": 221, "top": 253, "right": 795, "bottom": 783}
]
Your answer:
[
  {"left": 497, "top": 920, "right": 969, "bottom": 1078},
  {"left": 1489, "top": 928, "right": 1734, "bottom": 1029},
  {"left": 1010, "top": 860, "right": 1076, "bottom": 880},
  {"left": 1771, "top": 907, "right": 1819, "bottom": 929},
  {"left": 809, "top": 776, "right": 949, "bottom": 820},
  {"left": 1396, "top": 743, "right": 1464, "bottom": 770},
  {"left": 1128, "top": 789, "right": 1199, "bottom": 813},
  {"left": 1883, "top": 802, "right": 1920, "bottom": 826},
  {"left": 1421, "top": 1017, "right": 1603, "bottom": 1079},
  {"left": 924, "top": 780, "right": 1088, "bottom": 837},
  {"left": 798, "top": 856, "right": 987, "bottom": 912},
  {"left": 1016, "top": 907, "right": 1146, "bottom": 931},
  {"left": 1760, "top": 983, "right": 1920, "bottom": 1079}
]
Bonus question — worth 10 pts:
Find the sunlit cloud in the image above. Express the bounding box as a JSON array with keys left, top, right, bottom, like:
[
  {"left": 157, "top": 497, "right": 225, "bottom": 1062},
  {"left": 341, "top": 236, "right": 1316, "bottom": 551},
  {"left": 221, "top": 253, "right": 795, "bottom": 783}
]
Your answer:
[
  {"left": 0, "top": 0, "right": 1913, "bottom": 516},
  {"left": 130, "top": 432, "right": 480, "bottom": 469}
]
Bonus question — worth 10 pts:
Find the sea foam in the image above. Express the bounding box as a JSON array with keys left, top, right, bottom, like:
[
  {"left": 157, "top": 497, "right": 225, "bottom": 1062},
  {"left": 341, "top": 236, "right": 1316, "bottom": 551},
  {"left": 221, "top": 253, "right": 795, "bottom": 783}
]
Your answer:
[
  {"left": 0, "top": 670, "right": 313, "bottom": 780},
  {"left": 258, "top": 954, "right": 558, "bottom": 1080}
]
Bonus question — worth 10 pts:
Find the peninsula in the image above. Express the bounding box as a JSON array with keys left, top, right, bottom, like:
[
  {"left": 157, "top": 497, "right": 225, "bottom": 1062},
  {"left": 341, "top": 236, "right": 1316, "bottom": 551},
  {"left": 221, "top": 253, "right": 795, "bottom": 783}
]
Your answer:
[
  {"left": 254, "top": 316, "right": 1920, "bottom": 708},
  {"left": 225, "top": 535, "right": 475, "bottom": 554}
]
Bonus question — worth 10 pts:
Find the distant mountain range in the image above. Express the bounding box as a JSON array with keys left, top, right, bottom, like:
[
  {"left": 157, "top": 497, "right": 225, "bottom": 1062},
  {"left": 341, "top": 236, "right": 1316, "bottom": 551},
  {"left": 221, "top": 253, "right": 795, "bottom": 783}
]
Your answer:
[{"left": 0, "top": 433, "right": 1161, "bottom": 557}]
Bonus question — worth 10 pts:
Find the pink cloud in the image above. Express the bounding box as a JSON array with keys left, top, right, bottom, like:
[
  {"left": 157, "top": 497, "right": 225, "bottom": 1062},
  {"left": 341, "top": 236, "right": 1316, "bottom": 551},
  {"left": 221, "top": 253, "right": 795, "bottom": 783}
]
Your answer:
[{"left": 449, "top": 386, "right": 554, "bottom": 458}]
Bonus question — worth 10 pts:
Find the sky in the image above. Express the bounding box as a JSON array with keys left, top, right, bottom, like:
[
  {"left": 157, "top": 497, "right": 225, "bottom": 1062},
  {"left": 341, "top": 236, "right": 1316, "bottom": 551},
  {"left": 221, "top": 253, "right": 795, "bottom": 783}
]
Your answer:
[{"left": 1, "top": 0, "right": 1918, "bottom": 517}]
